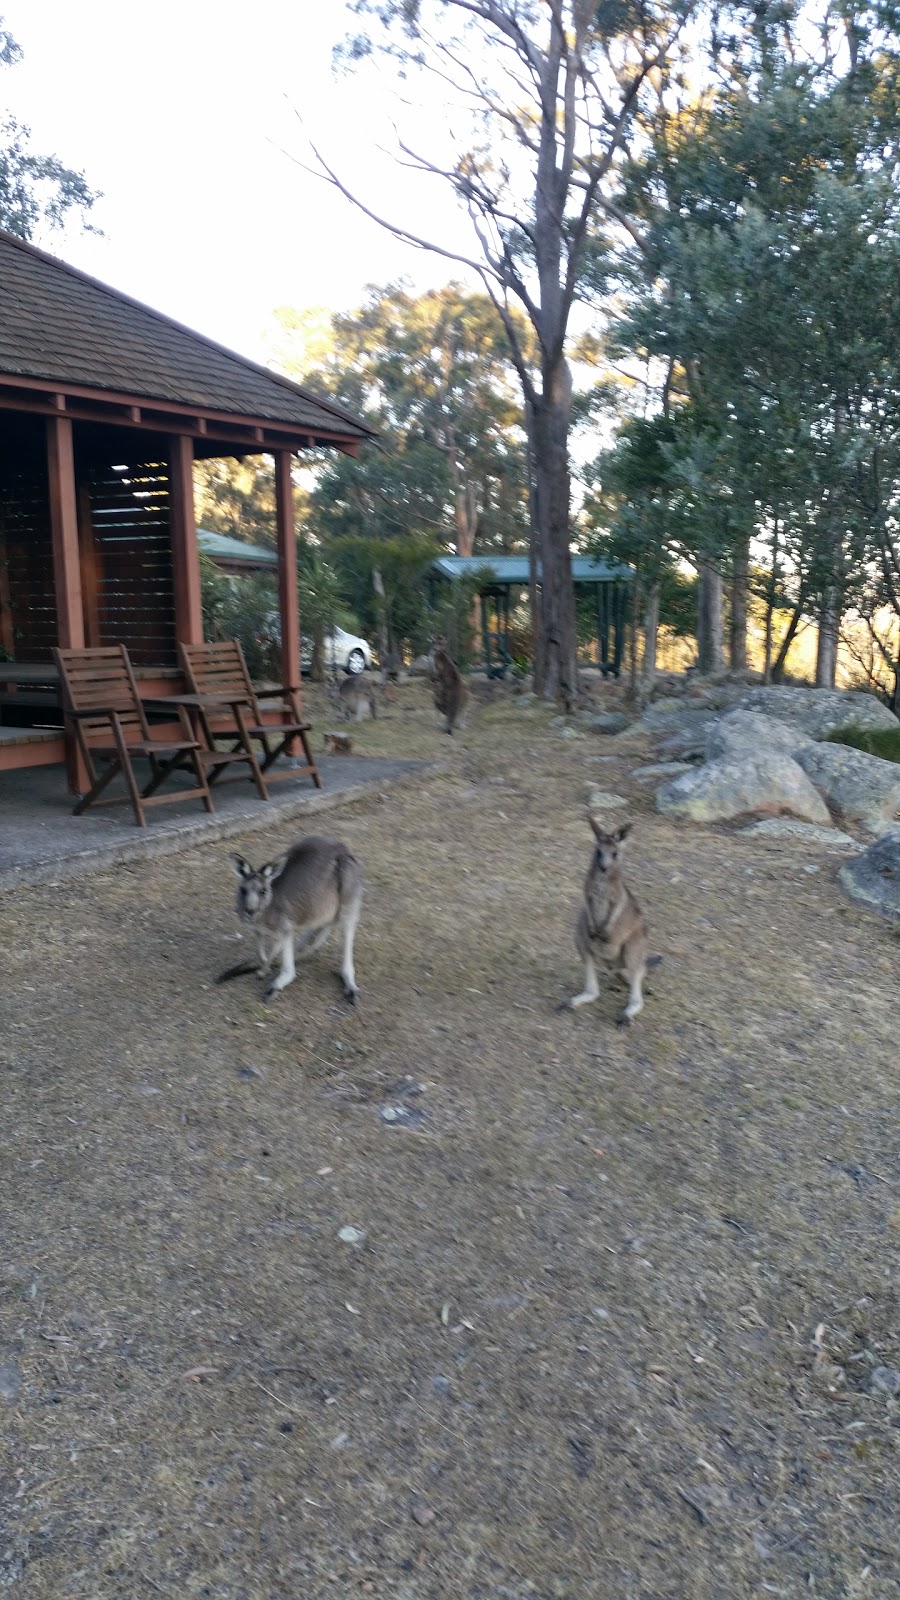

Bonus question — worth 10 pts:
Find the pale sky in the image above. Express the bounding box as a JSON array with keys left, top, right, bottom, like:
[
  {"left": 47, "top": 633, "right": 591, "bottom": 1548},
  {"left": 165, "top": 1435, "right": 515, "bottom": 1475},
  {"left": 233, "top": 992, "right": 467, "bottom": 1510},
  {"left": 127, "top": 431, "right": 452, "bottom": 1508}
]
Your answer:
[{"left": 1, "top": 0, "right": 480, "bottom": 366}]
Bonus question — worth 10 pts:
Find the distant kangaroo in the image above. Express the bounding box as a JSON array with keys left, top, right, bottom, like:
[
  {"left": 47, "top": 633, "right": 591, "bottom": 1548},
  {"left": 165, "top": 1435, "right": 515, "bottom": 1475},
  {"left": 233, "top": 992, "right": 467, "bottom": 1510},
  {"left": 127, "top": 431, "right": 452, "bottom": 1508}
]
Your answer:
[
  {"left": 217, "top": 836, "right": 363, "bottom": 1004},
  {"left": 432, "top": 642, "right": 468, "bottom": 735},
  {"left": 338, "top": 676, "right": 377, "bottom": 722},
  {"left": 557, "top": 817, "right": 657, "bottom": 1028}
]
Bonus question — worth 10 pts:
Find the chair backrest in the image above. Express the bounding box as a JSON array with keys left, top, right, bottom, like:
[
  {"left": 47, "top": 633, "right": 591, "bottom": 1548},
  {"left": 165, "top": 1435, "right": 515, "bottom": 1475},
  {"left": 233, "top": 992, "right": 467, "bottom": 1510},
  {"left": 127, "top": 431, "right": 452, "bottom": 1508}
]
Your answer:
[
  {"left": 180, "top": 639, "right": 260, "bottom": 718},
  {"left": 54, "top": 644, "right": 150, "bottom": 747}
]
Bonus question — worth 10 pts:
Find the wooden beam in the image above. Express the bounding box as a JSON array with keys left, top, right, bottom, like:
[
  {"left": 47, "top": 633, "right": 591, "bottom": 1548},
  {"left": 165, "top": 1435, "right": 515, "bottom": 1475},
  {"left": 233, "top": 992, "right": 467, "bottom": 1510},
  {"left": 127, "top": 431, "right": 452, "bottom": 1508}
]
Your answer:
[
  {"left": 46, "top": 417, "right": 85, "bottom": 650},
  {"left": 169, "top": 434, "right": 203, "bottom": 645},
  {"left": 46, "top": 415, "right": 87, "bottom": 792},
  {"left": 274, "top": 449, "right": 301, "bottom": 751}
]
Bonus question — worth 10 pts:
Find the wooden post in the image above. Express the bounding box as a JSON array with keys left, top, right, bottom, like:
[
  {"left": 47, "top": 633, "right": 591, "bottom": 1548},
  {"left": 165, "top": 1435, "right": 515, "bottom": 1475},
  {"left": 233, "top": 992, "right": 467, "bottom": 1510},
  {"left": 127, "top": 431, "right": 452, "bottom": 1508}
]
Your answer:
[
  {"left": 169, "top": 433, "right": 203, "bottom": 646},
  {"left": 274, "top": 449, "right": 301, "bottom": 751},
  {"left": 47, "top": 416, "right": 87, "bottom": 792}
]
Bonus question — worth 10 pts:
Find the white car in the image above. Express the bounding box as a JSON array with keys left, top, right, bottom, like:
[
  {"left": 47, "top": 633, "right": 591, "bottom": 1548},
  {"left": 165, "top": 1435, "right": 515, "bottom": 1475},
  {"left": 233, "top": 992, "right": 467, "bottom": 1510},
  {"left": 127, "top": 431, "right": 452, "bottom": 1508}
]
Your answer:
[{"left": 301, "top": 626, "right": 374, "bottom": 676}]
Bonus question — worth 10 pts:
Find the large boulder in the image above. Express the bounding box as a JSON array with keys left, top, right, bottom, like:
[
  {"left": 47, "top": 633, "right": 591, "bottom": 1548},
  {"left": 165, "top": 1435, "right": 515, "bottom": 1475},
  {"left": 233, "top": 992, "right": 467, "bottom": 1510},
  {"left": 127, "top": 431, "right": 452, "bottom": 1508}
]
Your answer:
[
  {"left": 656, "top": 750, "right": 831, "bottom": 825},
  {"left": 839, "top": 830, "right": 900, "bottom": 922},
  {"left": 705, "top": 709, "right": 812, "bottom": 762},
  {"left": 795, "top": 742, "right": 900, "bottom": 833},
  {"left": 737, "top": 686, "right": 900, "bottom": 739}
]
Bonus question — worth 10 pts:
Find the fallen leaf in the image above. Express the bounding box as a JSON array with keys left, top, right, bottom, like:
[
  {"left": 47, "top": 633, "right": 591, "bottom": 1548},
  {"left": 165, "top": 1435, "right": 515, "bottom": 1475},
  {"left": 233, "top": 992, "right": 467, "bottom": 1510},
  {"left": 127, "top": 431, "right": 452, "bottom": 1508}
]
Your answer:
[{"left": 180, "top": 1365, "right": 218, "bottom": 1381}]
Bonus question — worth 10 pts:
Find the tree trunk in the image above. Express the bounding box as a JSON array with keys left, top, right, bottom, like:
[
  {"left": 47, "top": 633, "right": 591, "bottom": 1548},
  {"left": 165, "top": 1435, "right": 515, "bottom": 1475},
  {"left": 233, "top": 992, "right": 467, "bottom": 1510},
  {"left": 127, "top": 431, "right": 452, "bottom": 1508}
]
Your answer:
[
  {"left": 696, "top": 562, "right": 724, "bottom": 675},
  {"left": 764, "top": 519, "right": 780, "bottom": 682},
  {"left": 525, "top": 400, "right": 544, "bottom": 688},
  {"left": 771, "top": 602, "right": 804, "bottom": 682},
  {"left": 643, "top": 580, "right": 660, "bottom": 686},
  {"left": 730, "top": 539, "right": 749, "bottom": 672},
  {"left": 815, "top": 588, "right": 841, "bottom": 687},
  {"left": 531, "top": 369, "right": 578, "bottom": 707}
]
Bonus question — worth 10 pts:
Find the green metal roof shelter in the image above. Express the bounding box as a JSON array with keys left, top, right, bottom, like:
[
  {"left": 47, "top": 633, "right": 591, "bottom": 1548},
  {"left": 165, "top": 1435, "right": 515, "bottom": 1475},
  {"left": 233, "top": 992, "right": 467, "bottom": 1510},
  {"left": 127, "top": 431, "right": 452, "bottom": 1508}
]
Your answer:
[
  {"left": 428, "top": 554, "right": 633, "bottom": 677},
  {"left": 198, "top": 530, "right": 278, "bottom": 574}
]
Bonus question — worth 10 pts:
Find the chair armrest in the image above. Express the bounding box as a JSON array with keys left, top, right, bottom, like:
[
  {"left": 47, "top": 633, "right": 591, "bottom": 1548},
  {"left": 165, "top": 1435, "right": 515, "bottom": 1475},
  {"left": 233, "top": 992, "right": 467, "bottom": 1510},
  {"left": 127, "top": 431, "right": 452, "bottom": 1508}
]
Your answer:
[{"left": 253, "top": 685, "right": 302, "bottom": 701}]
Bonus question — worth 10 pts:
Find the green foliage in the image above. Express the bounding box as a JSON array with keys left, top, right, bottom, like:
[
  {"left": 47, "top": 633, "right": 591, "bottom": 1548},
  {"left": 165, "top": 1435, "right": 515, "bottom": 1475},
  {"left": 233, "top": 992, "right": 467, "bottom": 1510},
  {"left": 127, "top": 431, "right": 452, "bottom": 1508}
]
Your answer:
[
  {"left": 199, "top": 557, "right": 280, "bottom": 682},
  {"left": 586, "top": 2, "right": 900, "bottom": 675},
  {"left": 278, "top": 281, "right": 530, "bottom": 557},
  {"left": 0, "top": 20, "right": 99, "bottom": 238},
  {"left": 826, "top": 726, "right": 900, "bottom": 763},
  {"left": 329, "top": 532, "right": 439, "bottom": 658},
  {"left": 194, "top": 458, "right": 276, "bottom": 545}
]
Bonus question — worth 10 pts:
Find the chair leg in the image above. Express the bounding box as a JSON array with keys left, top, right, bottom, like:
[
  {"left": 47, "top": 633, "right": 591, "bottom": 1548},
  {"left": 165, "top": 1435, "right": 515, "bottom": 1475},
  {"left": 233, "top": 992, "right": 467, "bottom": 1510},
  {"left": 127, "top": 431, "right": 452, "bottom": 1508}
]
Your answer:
[
  {"left": 299, "top": 728, "right": 322, "bottom": 788},
  {"left": 189, "top": 746, "right": 216, "bottom": 814},
  {"left": 72, "top": 755, "right": 123, "bottom": 816},
  {"left": 110, "top": 721, "right": 147, "bottom": 827},
  {"left": 233, "top": 704, "right": 269, "bottom": 800}
]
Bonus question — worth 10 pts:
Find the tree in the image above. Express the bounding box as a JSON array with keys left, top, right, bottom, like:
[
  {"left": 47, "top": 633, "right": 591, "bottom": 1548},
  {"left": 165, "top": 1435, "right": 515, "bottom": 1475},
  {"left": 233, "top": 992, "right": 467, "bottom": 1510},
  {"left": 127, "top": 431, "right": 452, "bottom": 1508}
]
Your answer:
[
  {"left": 601, "top": 1, "right": 900, "bottom": 684},
  {"left": 321, "top": 0, "right": 691, "bottom": 702},
  {"left": 276, "top": 282, "right": 530, "bottom": 557},
  {"left": 0, "top": 19, "right": 99, "bottom": 239}
]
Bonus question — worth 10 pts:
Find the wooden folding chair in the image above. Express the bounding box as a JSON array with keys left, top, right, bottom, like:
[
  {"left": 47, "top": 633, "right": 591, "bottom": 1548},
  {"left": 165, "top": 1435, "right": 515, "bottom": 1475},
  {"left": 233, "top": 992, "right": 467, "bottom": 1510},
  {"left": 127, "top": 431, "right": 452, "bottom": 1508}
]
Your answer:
[
  {"left": 180, "top": 640, "right": 321, "bottom": 789},
  {"left": 53, "top": 644, "right": 215, "bottom": 828}
]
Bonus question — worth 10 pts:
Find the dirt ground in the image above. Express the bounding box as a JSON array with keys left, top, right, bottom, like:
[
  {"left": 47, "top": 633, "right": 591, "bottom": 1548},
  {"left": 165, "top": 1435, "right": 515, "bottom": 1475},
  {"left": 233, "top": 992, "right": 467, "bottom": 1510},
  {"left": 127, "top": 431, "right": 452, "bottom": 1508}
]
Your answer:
[{"left": 1, "top": 679, "right": 898, "bottom": 1600}]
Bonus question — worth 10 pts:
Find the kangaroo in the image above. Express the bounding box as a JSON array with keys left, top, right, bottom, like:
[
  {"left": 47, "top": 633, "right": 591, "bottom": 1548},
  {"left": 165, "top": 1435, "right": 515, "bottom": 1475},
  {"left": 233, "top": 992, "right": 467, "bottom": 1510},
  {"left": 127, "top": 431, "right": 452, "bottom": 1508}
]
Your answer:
[
  {"left": 338, "top": 675, "right": 377, "bottom": 722},
  {"left": 432, "top": 643, "right": 468, "bottom": 735},
  {"left": 558, "top": 817, "right": 656, "bottom": 1028},
  {"left": 217, "top": 836, "right": 363, "bottom": 1004}
]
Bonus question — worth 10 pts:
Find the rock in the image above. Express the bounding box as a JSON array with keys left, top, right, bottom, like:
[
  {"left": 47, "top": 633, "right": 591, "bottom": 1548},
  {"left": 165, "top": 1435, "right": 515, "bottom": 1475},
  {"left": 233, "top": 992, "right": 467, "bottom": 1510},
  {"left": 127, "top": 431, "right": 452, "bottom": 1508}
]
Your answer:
[
  {"left": 587, "top": 790, "right": 629, "bottom": 811},
  {"left": 559, "top": 725, "right": 582, "bottom": 741},
  {"left": 0, "top": 1361, "right": 22, "bottom": 1402},
  {"left": 336, "top": 1226, "right": 365, "bottom": 1246},
  {"left": 795, "top": 743, "right": 900, "bottom": 832},
  {"left": 737, "top": 685, "right": 900, "bottom": 739},
  {"left": 586, "top": 712, "right": 631, "bottom": 735},
  {"left": 656, "top": 751, "right": 831, "bottom": 825},
  {"left": 868, "top": 1365, "right": 900, "bottom": 1396},
  {"left": 738, "top": 819, "right": 859, "bottom": 849},
  {"left": 408, "top": 654, "right": 433, "bottom": 677},
  {"left": 706, "top": 709, "right": 812, "bottom": 762},
  {"left": 379, "top": 1104, "right": 426, "bottom": 1129},
  {"left": 640, "top": 706, "right": 717, "bottom": 759},
  {"left": 412, "top": 1503, "right": 436, "bottom": 1526},
  {"left": 839, "top": 830, "right": 900, "bottom": 923},
  {"left": 631, "top": 762, "right": 695, "bottom": 782}
]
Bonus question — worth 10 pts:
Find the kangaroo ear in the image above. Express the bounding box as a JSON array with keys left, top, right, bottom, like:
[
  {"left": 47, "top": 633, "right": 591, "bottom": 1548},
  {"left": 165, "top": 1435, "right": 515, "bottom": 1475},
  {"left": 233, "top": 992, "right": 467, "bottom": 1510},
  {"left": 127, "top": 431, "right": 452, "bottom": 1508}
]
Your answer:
[
  {"left": 261, "top": 853, "right": 288, "bottom": 884},
  {"left": 587, "top": 812, "right": 607, "bottom": 843},
  {"left": 232, "top": 854, "right": 254, "bottom": 879},
  {"left": 614, "top": 822, "right": 633, "bottom": 844}
]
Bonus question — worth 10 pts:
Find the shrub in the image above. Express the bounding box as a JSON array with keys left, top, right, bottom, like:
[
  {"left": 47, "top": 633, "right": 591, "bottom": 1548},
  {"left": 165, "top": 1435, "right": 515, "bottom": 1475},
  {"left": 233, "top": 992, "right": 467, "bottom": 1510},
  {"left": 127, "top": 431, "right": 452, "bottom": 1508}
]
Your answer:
[{"left": 826, "top": 726, "right": 900, "bottom": 764}]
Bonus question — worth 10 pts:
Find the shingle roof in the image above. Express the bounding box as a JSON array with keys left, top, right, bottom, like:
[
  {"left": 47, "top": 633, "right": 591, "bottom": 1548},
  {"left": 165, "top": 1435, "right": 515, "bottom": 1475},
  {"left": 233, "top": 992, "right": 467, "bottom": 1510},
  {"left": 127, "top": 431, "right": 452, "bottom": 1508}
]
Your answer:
[
  {"left": 431, "top": 555, "right": 633, "bottom": 584},
  {"left": 0, "top": 229, "right": 373, "bottom": 440}
]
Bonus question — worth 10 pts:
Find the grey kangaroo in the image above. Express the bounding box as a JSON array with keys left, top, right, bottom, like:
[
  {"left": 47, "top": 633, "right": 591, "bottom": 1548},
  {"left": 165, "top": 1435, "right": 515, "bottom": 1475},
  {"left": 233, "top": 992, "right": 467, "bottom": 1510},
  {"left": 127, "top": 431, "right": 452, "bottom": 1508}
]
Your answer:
[
  {"left": 338, "top": 676, "right": 377, "bottom": 722},
  {"left": 558, "top": 817, "right": 656, "bottom": 1028},
  {"left": 217, "top": 836, "right": 363, "bottom": 1003},
  {"left": 432, "top": 643, "right": 468, "bottom": 735}
]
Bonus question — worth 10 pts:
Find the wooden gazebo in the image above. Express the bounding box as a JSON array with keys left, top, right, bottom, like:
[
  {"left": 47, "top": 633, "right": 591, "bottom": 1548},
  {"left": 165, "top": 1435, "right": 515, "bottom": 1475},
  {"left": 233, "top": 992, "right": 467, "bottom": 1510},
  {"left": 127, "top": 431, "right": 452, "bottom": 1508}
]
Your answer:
[{"left": 0, "top": 229, "right": 374, "bottom": 789}]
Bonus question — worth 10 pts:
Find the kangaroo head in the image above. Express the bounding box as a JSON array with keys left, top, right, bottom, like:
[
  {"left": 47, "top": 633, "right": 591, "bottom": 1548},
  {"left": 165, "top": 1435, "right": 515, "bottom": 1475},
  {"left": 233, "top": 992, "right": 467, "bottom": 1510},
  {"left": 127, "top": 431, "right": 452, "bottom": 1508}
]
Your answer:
[
  {"left": 587, "top": 815, "right": 632, "bottom": 874},
  {"left": 231, "top": 853, "right": 286, "bottom": 921}
]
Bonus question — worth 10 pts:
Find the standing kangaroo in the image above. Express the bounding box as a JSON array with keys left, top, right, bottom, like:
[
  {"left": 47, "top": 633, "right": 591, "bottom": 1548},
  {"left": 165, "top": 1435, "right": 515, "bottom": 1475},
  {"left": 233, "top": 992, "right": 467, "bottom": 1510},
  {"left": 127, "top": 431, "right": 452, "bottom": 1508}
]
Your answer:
[
  {"left": 338, "top": 676, "right": 377, "bottom": 721},
  {"left": 558, "top": 817, "right": 655, "bottom": 1028},
  {"left": 432, "top": 644, "right": 468, "bottom": 735},
  {"left": 217, "top": 836, "right": 363, "bottom": 1003}
]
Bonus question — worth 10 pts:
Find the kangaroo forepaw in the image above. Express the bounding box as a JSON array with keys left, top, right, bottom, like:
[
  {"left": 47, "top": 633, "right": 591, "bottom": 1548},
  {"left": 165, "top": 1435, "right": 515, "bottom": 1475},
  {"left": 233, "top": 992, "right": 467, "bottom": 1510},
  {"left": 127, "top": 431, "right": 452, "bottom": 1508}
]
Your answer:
[{"left": 342, "top": 982, "right": 359, "bottom": 1005}]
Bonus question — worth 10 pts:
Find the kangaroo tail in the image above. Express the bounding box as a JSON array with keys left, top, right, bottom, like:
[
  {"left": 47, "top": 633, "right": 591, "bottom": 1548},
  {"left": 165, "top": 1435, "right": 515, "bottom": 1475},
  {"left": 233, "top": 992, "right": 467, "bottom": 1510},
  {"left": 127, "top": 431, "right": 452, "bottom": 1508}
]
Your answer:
[{"left": 216, "top": 960, "right": 259, "bottom": 985}]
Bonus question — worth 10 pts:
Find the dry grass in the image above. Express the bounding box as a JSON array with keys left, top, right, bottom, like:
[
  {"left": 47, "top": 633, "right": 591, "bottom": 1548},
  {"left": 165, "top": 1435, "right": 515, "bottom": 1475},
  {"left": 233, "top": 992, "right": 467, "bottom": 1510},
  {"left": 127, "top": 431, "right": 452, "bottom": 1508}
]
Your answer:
[{"left": 1, "top": 679, "right": 898, "bottom": 1599}]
